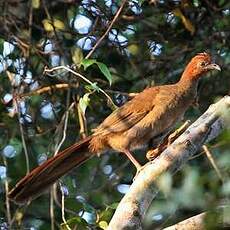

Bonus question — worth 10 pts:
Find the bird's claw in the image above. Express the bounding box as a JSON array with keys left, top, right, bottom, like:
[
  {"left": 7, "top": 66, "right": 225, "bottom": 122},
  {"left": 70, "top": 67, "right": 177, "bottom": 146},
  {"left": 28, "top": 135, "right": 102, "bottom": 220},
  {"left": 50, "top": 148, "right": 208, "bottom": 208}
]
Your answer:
[
  {"left": 133, "top": 165, "right": 147, "bottom": 181},
  {"left": 146, "top": 120, "right": 191, "bottom": 161}
]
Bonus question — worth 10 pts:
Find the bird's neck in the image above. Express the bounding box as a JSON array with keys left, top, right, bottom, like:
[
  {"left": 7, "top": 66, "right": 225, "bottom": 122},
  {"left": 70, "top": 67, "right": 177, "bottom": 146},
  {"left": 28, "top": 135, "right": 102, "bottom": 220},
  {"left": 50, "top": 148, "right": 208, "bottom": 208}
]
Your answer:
[
  {"left": 177, "top": 73, "right": 199, "bottom": 94},
  {"left": 178, "top": 66, "right": 201, "bottom": 89},
  {"left": 180, "top": 63, "right": 202, "bottom": 82}
]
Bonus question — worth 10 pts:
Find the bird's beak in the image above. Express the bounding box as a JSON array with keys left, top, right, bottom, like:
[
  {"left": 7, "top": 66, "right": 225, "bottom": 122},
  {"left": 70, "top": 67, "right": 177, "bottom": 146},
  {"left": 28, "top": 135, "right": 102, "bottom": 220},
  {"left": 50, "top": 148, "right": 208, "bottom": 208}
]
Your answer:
[{"left": 206, "top": 63, "right": 221, "bottom": 71}]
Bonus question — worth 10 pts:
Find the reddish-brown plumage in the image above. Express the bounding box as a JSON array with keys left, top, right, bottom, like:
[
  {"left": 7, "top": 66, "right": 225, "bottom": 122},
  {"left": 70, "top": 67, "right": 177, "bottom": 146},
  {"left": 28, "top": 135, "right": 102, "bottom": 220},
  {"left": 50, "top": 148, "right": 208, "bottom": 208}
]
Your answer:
[{"left": 8, "top": 52, "right": 220, "bottom": 203}]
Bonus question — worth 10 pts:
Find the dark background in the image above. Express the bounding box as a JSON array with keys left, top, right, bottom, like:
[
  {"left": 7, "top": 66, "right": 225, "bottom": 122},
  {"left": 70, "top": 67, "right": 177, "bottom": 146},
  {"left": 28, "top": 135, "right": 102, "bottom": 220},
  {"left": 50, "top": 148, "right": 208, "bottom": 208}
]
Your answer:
[{"left": 0, "top": 0, "right": 229, "bottom": 229}]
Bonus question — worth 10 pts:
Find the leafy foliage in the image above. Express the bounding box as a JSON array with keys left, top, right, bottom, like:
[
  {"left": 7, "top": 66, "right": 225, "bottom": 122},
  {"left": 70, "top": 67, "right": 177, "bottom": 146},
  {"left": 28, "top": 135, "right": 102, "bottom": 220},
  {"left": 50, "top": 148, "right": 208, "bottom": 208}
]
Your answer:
[{"left": 0, "top": 0, "right": 229, "bottom": 229}]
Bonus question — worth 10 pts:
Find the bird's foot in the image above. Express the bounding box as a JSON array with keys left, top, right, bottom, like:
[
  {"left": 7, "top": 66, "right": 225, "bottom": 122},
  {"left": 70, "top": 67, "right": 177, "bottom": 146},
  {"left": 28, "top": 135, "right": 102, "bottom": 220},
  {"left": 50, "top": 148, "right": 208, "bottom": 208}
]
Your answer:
[
  {"left": 167, "top": 120, "right": 191, "bottom": 145},
  {"left": 133, "top": 164, "right": 148, "bottom": 181},
  {"left": 146, "top": 120, "right": 191, "bottom": 161},
  {"left": 146, "top": 148, "right": 161, "bottom": 161}
]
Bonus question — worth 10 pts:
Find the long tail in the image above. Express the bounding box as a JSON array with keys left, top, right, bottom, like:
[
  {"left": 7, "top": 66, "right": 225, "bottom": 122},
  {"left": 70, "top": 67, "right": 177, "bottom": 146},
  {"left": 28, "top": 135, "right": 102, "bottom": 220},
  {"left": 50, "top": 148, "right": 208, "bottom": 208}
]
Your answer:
[{"left": 8, "top": 136, "right": 93, "bottom": 203}]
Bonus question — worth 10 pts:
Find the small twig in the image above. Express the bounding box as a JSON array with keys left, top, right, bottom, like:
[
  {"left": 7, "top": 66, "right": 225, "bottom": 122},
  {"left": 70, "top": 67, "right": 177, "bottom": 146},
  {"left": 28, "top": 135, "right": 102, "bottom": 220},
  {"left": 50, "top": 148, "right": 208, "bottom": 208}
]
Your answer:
[
  {"left": 85, "top": 0, "right": 127, "bottom": 59},
  {"left": 7, "top": 68, "right": 30, "bottom": 174},
  {"left": 189, "top": 151, "right": 203, "bottom": 160},
  {"left": 189, "top": 140, "right": 229, "bottom": 160},
  {"left": 50, "top": 189, "right": 55, "bottom": 230},
  {"left": 3, "top": 157, "right": 11, "bottom": 226},
  {"left": 164, "top": 205, "right": 230, "bottom": 229},
  {"left": 15, "top": 99, "right": 30, "bottom": 174},
  {"left": 60, "top": 184, "right": 71, "bottom": 230},
  {"left": 54, "top": 101, "right": 73, "bottom": 155},
  {"left": 26, "top": 1, "right": 33, "bottom": 57},
  {"left": 202, "top": 145, "right": 224, "bottom": 182},
  {"left": 53, "top": 189, "right": 76, "bottom": 216},
  {"left": 44, "top": 65, "right": 117, "bottom": 109},
  {"left": 42, "top": 0, "right": 51, "bottom": 20},
  {"left": 6, "top": 70, "right": 14, "bottom": 83},
  {"left": 105, "top": 89, "right": 138, "bottom": 98},
  {"left": 50, "top": 90, "right": 72, "bottom": 229},
  {"left": 77, "top": 96, "right": 88, "bottom": 138},
  {"left": 19, "top": 84, "right": 70, "bottom": 98}
]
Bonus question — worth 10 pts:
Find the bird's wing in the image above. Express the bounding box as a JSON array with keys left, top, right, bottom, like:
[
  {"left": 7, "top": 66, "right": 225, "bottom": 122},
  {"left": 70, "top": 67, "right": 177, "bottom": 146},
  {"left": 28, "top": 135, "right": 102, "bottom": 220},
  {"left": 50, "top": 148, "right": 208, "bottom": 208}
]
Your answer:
[
  {"left": 94, "top": 87, "right": 160, "bottom": 135},
  {"left": 124, "top": 85, "right": 183, "bottom": 141}
]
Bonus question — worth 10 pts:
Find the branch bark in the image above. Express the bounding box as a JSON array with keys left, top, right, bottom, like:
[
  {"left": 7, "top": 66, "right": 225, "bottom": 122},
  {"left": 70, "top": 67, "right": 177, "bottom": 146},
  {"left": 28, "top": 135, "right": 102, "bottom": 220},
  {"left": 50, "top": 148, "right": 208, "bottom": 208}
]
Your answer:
[
  {"left": 108, "top": 96, "right": 230, "bottom": 230},
  {"left": 163, "top": 205, "right": 230, "bottom": 230}
]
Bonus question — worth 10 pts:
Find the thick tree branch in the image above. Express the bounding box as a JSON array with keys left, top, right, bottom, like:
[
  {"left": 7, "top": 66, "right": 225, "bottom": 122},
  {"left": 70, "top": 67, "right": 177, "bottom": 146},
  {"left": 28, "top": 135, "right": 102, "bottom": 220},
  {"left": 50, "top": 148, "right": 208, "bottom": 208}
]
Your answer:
[
  {"left": 108, "top": 96, "right": 230, "bottom": 230},
  {"left": 164, "top": 205, "right": 230, "bottom": 230}
]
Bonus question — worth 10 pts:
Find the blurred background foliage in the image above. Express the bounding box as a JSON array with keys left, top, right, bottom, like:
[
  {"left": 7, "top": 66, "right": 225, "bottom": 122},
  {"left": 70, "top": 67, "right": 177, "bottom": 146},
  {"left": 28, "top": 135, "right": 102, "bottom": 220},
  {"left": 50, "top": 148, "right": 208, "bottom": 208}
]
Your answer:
[{"left": 0, "top": 0, "right": 229, "bottom": 229}]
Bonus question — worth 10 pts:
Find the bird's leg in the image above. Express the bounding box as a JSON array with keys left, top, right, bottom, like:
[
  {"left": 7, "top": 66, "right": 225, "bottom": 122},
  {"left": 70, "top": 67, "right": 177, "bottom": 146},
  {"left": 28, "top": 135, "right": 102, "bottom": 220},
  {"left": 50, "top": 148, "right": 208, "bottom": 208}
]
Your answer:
[
  {"left": 123, "top": 150, "right": 142, "bottom": 171},
  {"left": 123, "top": 150, "right": 146, "bottom": 180},
  {"left": 192, "top": 95, "right": 199, "bottom": 108},
  {"left": 167, "top": 120, "right": 191, "bottom": 145},
  {"left": 146, "top": 120, "right": 191, "bottom": 161}
]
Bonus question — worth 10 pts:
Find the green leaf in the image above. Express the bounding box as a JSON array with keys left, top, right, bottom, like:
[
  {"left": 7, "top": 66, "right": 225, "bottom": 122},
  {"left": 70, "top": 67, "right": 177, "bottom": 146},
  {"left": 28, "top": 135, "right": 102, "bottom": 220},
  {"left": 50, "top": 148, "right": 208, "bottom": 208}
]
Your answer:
[
  {"left": 32, "top": 0, "right": 40, "bottom": 8},
  {"left": 61, "top": 216, "right": 88, "bottom": 230},
  {"left": 81, "top": 59, "right": 97, "bottom": 70},
  {"left": 67, "top": 7, "right": 76, "bottom": 22},
  {"left": 98, "top": 221, "right": 108, "bottom": 229},
  {"left": 79, "top": 93, "right": 90, "bottom": 115},
  {"left": 0, "top": 38, "right": 4, "bottom": 53},
  {"left": 81, "top": 59, "right": 113, "bottom": 85},
  {"left": 83, "top": 202, "right": 96, "bottom": 213},
  {"left": 85, "top": 83, "right": 100, "bottom": 92},
  {"left": 9, "top": 138, "right": 23, "bottom": 155},
  {"left": 72, "top": 47, "right": 83, "bottom": 67},
  {"left": 138, "top": 0, "right": 145, "bottom": 5},
  {"left": 107, "top": 202, "right": 119, "bottom": 210},
  {"left": 96, "top": 62, "right": 112, "bottom": 86},
  {"left": 30, "top": 95, "right": 42, "bottom": 107}
]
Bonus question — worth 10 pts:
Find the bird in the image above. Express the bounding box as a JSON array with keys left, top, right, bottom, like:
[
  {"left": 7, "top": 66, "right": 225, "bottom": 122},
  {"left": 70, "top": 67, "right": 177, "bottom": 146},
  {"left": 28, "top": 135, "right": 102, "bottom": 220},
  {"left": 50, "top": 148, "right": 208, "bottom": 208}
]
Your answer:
[{"left": 8, "top": 52, "right": 221, "bottom": 203}]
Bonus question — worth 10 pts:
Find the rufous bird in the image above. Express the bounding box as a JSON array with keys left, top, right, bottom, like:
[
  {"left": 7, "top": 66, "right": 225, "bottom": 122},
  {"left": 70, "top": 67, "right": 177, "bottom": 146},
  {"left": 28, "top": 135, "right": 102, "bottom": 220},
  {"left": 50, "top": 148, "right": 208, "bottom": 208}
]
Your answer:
[{"left": 8, "top": 52, "right": 221, "bottom": 203}]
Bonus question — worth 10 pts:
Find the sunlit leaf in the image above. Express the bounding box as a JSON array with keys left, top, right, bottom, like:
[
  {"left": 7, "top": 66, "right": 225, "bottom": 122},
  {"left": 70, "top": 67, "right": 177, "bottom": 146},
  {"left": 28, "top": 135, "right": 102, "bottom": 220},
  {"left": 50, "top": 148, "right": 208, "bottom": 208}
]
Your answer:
[
  {"left": 72, "top": 47, "right": 84, "bottom": 67},
  {"left": 53, "top": 19, "right": 65, "bottom": 30},
  {"left": 96, "top": 62, "right": 113, "bottom": 86},
  {"left": 81, "top": 59, "right": 113, "bottom": 85},
  {"left": 42, "top": 19, "right": 65, "bottom": 32},
  {"left": 98, "top": 221, "right": 108, "bottom": 229},
  {"left": 79, "top": 93, "right": 90, "bottom": 115},
  {"left": 81, "top": 59, "right": 97, "bottom": 70},
  {"left": 32, "top": 0, "right": 40, "bottom": 8},
  {"left": 42, "top": 19, "right": 54, "bottom": 32},
  {"left": 15, "top": 210, "right": 23, "bottom": 226},
  {"left": 127, "top": 44, "right": 139, "bottom": 56},
  {"left": 193, "top": 0, "right": 198, "bottom": 6}
]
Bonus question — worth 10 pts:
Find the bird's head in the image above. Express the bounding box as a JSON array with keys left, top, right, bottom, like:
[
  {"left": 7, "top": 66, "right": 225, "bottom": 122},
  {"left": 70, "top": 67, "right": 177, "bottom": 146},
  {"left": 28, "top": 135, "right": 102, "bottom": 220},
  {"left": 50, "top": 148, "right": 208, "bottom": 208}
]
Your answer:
[{"left": 181, "top": 52, "right": 221, "bottom": 81}]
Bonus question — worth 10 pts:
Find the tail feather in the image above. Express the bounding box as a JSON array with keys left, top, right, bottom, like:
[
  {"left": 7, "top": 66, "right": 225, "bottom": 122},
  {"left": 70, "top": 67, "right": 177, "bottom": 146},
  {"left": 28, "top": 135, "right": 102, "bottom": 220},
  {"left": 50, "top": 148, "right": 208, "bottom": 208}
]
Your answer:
[{"left": 8, "top": 136, "right": 93, "bottom": 203}]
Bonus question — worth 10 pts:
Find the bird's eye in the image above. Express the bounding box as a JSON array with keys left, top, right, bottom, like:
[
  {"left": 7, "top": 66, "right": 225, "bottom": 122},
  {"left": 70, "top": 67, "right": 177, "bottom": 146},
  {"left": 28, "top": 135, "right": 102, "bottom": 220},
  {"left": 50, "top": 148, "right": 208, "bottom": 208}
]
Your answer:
[{"left": 200, "top": 61, "right": 206, "bottom": 67}]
